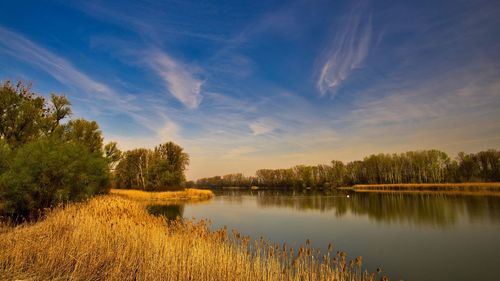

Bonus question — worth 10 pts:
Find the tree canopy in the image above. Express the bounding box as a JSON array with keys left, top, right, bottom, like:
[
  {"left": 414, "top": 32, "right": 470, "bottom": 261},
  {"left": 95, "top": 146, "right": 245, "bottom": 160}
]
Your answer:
[
  {"left": 0, "top": 81, "right": 111, "bottom": 219},
  {"left": 114, "top": 142, "right": 189, "bottom": 191}
]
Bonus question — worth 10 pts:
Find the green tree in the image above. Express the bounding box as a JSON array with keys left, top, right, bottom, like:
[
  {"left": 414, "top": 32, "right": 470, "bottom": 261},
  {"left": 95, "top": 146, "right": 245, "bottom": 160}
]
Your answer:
[
  {"left": 0, "top": 80, "right": 111, "bottom": 219},
  {"left": 0, "top": 138, "right": 109, "bottom": 219},
  {"left": 64, "top": 119, "right": 103, "bottom": 153},
  {"left": 114, "top": 148, "right": 150, "bottom": 189},
  {"left": 146, "top": 142, "right": 189, "bottom": 191},
  {"left": 104, "top": 142, "right": 122, "bottom": 169}
]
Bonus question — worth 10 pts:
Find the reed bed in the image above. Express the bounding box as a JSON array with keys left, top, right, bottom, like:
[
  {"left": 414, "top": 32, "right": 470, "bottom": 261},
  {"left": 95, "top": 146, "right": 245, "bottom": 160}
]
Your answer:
[
  {"left": 353, "top": 182, "right": 500, "bottom": 192},
  {"left": 110, "top": 188, "right": 214, "bottom": 202},
  {"left": 0, "top": 195, "right": 383, "bottom": 281}
]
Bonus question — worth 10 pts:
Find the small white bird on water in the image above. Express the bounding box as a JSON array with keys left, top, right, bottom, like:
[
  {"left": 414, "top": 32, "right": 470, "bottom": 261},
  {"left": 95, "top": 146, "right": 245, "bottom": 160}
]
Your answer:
[{"left": 346, "top": 195, "right": 350, "bottom": 198}]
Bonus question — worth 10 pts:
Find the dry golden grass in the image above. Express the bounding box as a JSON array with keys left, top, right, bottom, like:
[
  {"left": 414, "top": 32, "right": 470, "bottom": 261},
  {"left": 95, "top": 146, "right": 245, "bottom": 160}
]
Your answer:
[
  {"left": 110, "top": 188, "right": 214, "bottom": 203},
  {"left": 0, "top": 195, "right": 382, "bottom": 281},
  {"left": 353, "top": 182, "right": 500, "bottom": 192}
]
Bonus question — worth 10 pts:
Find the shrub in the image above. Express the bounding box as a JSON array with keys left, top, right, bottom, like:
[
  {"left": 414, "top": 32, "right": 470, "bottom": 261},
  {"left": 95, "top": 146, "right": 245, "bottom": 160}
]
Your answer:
[{"left": 0, "top": 138, "right": 109, "bottom": 219}]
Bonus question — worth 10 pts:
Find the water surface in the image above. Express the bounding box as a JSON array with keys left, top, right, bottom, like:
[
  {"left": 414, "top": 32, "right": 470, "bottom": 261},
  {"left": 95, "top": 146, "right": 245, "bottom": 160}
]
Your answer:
[{"left": 152, "top": 190, "right": 500, "bottom": 281}]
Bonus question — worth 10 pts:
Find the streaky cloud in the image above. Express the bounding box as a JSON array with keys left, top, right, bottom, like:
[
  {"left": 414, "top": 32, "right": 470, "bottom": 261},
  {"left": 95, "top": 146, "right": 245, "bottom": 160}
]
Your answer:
[
  {"left": 0, "top": 26, "right": 116, "bottom": 101},
  {"left": 249, "top": 120, "right": 274, "bottom": 136},
  {"left": 222, "top": 146, "right": 257, "bottom": 159},
  {"left": 0, "top": 26, "right": 180, "bottom": 138},
  {"left": 317, "top": 4, "right": 372, "bottom": 96},
  {"left": 147, "top": 50, "right": 204, "bottom": 109}
]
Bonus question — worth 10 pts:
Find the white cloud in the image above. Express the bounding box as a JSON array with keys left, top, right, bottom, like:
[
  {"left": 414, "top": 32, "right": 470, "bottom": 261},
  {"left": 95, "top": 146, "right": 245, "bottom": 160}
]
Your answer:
[
  {"left": 317, "top": 7, "right": 372, "bottom": 96},
  {"left": 249, "top": 120, "right": 274, "bottom": 136},
  {"left": 222, "top": 146, "right": 257, "bottom": 159},
  {"left": 0, "top": 26, "right": 144, "bottom": 117},
  {"left": 158, "top": 120, "right": 179, "bottom": 141},
  {"left": 148, "top": 50, "right": 204, "bottom": 109},
  {"left": 0, "top": 26, "right": 115, "bottom": 100}
]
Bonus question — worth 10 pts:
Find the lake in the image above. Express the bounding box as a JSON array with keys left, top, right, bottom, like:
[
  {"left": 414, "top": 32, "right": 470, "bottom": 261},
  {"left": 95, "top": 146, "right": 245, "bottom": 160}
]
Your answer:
[{"left": 150, "top": 190, "right": 500, "bottom": 281}]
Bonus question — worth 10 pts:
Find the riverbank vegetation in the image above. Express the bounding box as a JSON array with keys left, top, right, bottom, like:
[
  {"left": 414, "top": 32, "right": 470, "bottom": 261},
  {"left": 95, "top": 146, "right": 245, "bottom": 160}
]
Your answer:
[
  {"left": 113, "top": 142, "right": 190, "bottom": 191},
  {"left": 0, "top": 81, "right": 113, "bottom": 220},
  {"left": 0, "top": 195, "right": 383, "bottom": 281},
  {"left": 353, "top": 182, "right": 500, "bottom": 192},
  {"left": 195, "top": 149, "right": 500, "bottom": 190},
  {"left": 111, "top": 188, "right": 214, "bottom": 203},
  {"left": 0, "top": 80, "right": 191, "bottom": 220}
]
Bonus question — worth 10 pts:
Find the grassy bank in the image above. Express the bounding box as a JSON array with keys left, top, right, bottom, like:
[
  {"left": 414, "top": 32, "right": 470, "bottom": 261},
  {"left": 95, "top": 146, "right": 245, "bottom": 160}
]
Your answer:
[
  {"left": 353, "top": 182, "right": 500, "bottom": 193},
  {"left": 110, "top": 188, "right": 214, "bottom": 203},
  {"left": 0, "top": 195, "right": 382, "bottom": 281}
]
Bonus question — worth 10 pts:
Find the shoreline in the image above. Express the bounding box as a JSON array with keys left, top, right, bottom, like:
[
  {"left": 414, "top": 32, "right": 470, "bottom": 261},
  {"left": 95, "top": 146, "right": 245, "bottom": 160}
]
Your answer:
[
  {"left": 352, "top": 182, "right": 500, "bottom": 192},
  {"left": 195, "top": 183, "right": 500, "bottom": 194},
  {"left": 0, "top": 194, "right": 380, "bottom": 281}
]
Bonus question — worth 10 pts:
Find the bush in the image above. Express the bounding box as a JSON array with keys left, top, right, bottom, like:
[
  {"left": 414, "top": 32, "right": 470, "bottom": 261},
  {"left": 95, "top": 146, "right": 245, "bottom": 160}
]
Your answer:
[{"left": 0, "top": 138, "right": 109, "bottom": 219}]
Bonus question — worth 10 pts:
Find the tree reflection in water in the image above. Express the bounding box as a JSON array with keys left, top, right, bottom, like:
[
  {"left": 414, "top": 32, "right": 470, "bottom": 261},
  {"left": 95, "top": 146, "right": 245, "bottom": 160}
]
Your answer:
[
  {"left": 250, "top": 190, "right": 500, "bottom": 227},
  {"left": 147, "top": 204, "right": 185, "bottom": 221}
]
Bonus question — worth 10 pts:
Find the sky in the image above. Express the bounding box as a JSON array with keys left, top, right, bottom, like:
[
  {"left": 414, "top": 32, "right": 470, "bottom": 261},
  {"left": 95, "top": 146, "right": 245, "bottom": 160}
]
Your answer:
[{"left": 1, "top": 0, "right": 500, "bottom": 180}]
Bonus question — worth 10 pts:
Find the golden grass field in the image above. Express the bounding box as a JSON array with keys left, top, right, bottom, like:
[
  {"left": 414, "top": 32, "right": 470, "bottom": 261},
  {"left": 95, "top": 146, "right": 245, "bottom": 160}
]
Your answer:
[
  {"left": 0, "top": 192, "right": 382, "bottom": 281},
  {"left": 110, "top": 188, "right": 214, "bottom": 203},
  {"left": 353, "top": 182, "right": 500, "bottom": 193}
]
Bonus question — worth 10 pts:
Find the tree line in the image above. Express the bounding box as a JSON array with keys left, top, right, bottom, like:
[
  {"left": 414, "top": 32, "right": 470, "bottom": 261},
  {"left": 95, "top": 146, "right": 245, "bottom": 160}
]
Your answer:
[
  {"left": 0, "top": 81, "right": 189, "bottom": 219},
  {"left": 113, "top": 142, "right": 189, "bottom": 191},
  {"left": 194, "top": 149, "right": 500, "bottom": 190}
]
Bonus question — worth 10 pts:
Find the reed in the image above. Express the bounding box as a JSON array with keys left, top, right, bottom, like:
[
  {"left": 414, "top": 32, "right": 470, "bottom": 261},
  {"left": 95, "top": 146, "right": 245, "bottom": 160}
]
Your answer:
[
  {"left": 0, "top": 195, "right": 383, "bottom": 281},
  {"left": 110, "top": 188, "right": 214, "bottom": 202},
  {"left": 353, "top": 182, "right": 500, "bottom": 192}
]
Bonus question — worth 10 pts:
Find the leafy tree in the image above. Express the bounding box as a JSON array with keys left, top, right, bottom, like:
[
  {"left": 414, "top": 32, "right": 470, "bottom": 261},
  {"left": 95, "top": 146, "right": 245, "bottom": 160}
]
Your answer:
[
  {"left": 0, "top": 80, "right": 110, "bottom": 219},
  {"left": 0, "top": 138, "right": 109, "bottom": 219},
  {"left": 154, "top": 141, "right": 189, "bottom": 190},
  {"left": 65, "top": 119, "right": 103, "bottom": 153},
  {"left": 104, "top": 141, "right": 122, "bottom": 169},
  {"left": 114, "top": 148, "right": 150, "bottom": 189},
  {"left": 114, "top": 142, "right": 189, "bottom": 191},
  {"left": 0, "top": 139, "right": 11, "bottom": 173},
  {"left": 0, "top": 81, "right": 72, "bottom": 147}
]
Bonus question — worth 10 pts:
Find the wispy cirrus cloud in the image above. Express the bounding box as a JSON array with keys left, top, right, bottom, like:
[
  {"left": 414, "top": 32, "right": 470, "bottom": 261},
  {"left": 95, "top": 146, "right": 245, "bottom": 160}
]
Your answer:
[
  {"left": 0, "top": 26, "right": 117, "bottom": 101},
  {"left": 147, "top": 50, "right": 204, "bottom": 109},
  {"left": 249, "top": 120, "right": 274, "bottom": 136},
  {"left": 317, "top": 4, "right": 372, "bottom": 96},
  {"left": 68, "top": 1, "right": 207, "bottom": 110},
  {"left": 0, "top": 26, "right": 183, "bottom": 137},
  {"left": 222, "top": 146, "right": 257, "bottom": 159}
]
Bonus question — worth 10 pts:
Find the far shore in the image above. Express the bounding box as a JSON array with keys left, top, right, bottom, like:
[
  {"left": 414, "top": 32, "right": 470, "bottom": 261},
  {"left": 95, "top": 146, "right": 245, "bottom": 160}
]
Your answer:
[
  {"left": 194, "top": 182, "right": 500, "bottom": 194},
  {"left": 352, "top": 182, "right": 500, "bottom": 192}
]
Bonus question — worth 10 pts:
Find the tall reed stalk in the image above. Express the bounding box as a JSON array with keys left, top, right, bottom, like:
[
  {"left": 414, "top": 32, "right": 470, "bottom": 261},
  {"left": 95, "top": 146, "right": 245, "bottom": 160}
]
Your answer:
[{"left": 0, "top": 195, "right": 384, "bottom": 281}]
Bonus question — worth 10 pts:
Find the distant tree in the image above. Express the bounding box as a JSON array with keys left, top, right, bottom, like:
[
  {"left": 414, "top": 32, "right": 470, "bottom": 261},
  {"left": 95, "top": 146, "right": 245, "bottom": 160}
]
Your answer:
[
  {"left": 475, "top": 149, "right": 500, "bottom": 181},
  {"left": 330, "top": 160, "right": 346, "bottom": 187},
  {"left": 114, "top": 148, "right": 150, "bottom": 189},
  {"left": 146, "top": 142, "right": 189, "bottom": 191},
  {"left": 456, "top": 152, "right": 480, "bottom": 182},
  {"left": 114, "top": 142, "right": 189, "bottom": 191}
]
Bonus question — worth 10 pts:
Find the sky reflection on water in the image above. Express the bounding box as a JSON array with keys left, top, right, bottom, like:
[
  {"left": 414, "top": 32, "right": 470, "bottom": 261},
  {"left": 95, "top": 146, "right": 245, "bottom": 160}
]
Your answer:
[{"left": 151, "top": 190, "right": 500, "bottom": 281}]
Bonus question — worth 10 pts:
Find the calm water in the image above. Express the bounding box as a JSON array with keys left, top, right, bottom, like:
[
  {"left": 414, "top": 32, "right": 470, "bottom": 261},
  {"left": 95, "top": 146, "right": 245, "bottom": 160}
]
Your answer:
[{"left": 150, "top": 190, "right": 500, "bottom": 281}]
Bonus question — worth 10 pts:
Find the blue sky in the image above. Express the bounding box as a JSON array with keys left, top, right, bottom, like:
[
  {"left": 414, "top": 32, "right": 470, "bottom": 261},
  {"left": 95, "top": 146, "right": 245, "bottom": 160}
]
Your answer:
[{"left": 1, "top": 0, "right": 499, "bottom": 179}]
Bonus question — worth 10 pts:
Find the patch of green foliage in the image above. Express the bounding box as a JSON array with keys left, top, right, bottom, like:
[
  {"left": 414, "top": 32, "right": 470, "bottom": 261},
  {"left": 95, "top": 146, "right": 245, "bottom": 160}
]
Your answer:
[
  {"left": 114, "top": 142, "right": 190, "bottom": 191},
  {"left": 0, "top": 138, "right": 109, "bottom": 219},
  {"left": 0, "top": 81, "right": 116, "bottom": 220}
]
